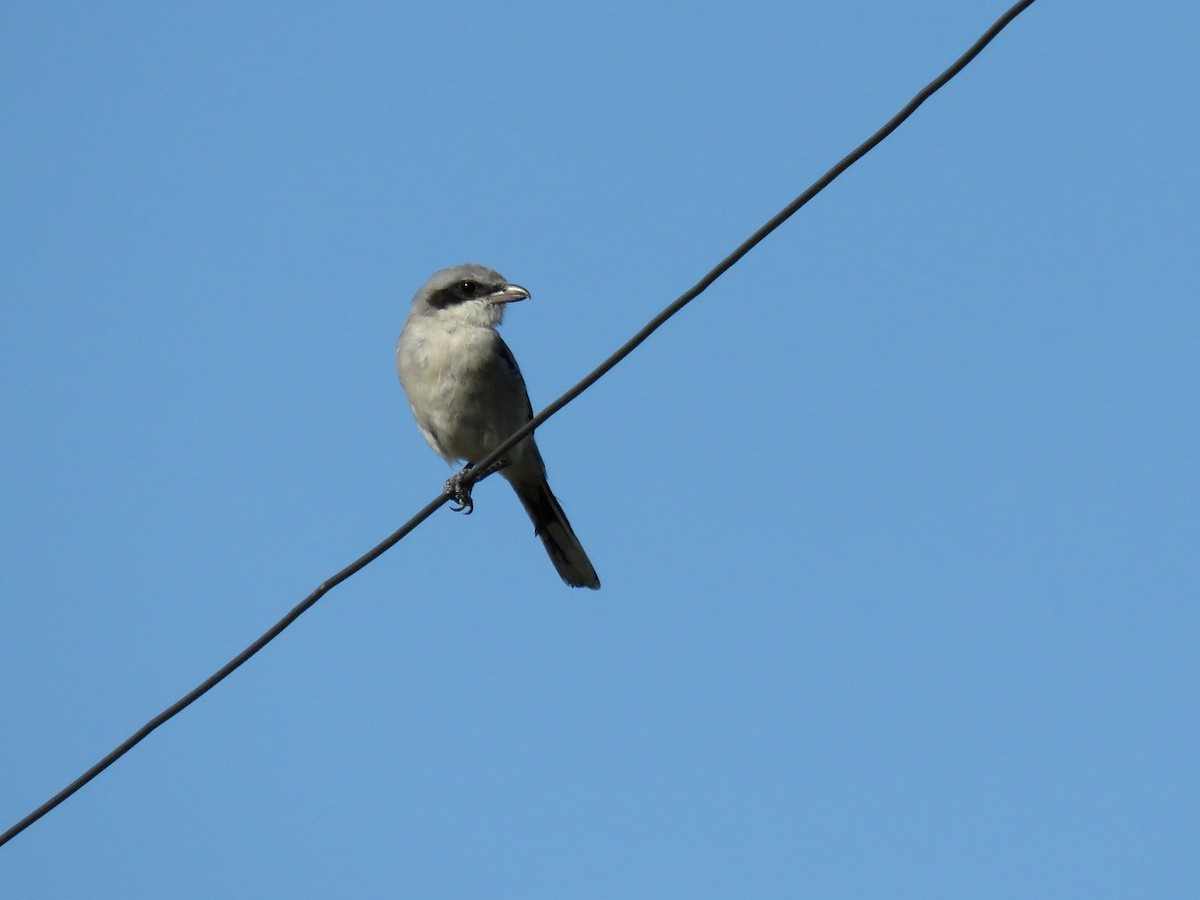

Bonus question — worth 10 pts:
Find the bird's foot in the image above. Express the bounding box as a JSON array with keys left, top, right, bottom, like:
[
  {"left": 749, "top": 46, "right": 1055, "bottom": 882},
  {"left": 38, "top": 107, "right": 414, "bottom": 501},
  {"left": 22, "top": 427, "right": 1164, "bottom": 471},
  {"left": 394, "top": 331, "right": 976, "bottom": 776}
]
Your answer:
[
  {"left": 444, "top": 458, "right": 512, "bottom": 515},
  {"left": 444, "top": 468, "right": 475, "bottom": 514}
]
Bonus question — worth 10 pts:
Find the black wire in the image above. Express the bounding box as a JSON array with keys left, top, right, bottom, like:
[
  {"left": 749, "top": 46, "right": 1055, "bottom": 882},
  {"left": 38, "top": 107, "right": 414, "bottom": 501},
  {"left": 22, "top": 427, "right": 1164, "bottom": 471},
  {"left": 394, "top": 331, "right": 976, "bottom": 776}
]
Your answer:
[
  {"left": 0, "top": 0, "right": 1039, "bottom": 849},
  {"left": 0, "top": 494, "right": 451, "bottom": 849},
  {"left": 461, "top": 0, "right": 1040, "bottom": 485}
]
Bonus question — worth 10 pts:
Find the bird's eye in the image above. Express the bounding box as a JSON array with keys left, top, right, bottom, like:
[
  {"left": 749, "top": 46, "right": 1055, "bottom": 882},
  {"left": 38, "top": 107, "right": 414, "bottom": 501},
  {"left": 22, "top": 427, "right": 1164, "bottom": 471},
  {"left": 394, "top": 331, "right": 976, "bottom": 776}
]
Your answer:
[{"left": 458, "top": 280, "right": 479, "bottom": 296}]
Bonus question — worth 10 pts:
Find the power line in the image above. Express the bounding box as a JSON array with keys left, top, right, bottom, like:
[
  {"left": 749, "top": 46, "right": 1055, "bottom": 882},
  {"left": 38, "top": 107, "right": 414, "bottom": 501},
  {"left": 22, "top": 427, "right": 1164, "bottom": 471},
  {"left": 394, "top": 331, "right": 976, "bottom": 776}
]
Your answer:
[{"left": 0, "top": 0, "right": 1039, "bottom": 849}]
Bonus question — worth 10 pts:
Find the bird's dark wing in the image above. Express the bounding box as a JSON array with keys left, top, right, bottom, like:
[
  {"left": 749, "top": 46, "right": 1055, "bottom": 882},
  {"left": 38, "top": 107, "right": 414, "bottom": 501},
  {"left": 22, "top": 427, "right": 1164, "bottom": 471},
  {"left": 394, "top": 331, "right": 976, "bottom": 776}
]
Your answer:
[{"left": 494, "top": 335, "right": 535, "bottom": 422}]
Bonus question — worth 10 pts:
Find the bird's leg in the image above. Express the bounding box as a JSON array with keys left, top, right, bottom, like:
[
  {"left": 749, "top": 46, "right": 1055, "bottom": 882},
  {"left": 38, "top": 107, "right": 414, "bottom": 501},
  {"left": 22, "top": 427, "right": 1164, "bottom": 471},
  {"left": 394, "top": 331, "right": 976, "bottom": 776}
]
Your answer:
[
  {"left": 475, "top": 457, "right": 511, "bottom": 480},
  {"left": 444, "top": 458, "right": 511, "bottom": 515}
]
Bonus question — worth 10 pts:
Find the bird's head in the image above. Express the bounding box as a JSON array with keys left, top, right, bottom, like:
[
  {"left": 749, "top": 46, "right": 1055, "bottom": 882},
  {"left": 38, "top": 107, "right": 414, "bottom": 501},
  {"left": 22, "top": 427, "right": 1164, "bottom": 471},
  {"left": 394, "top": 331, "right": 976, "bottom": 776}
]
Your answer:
[{"left": 410, "top": 263, "right": 530, "bottom": 328}]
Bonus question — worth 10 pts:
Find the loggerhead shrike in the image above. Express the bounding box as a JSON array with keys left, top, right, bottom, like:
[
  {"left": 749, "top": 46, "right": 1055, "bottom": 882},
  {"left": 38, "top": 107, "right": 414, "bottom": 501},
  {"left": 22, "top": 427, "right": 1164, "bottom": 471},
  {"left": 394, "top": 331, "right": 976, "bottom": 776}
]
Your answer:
[{"left": 396, "top": 264, "right": 600, "bottom": 590}]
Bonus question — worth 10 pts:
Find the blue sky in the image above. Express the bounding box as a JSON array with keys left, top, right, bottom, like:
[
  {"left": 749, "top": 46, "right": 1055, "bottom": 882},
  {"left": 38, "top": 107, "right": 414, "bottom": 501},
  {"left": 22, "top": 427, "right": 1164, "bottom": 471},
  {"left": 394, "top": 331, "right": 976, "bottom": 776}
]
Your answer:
[{"left": 2, "top": 1, "right": 1197, "bottom": 896}]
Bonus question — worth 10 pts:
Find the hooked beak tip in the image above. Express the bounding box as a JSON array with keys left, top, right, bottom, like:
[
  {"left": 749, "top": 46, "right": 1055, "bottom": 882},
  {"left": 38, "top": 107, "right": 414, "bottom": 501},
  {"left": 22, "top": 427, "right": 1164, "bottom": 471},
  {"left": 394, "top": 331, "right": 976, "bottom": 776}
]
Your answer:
[{"left": 489, "top": 283, "right": 530, "bottom": 305}]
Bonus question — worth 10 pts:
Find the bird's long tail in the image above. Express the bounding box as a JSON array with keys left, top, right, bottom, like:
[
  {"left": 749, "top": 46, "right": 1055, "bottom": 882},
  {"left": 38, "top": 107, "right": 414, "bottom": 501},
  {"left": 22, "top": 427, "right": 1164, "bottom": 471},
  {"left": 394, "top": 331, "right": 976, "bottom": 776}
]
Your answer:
[{"left": 510, "top": 476, "right": 601, "bottom": 589}]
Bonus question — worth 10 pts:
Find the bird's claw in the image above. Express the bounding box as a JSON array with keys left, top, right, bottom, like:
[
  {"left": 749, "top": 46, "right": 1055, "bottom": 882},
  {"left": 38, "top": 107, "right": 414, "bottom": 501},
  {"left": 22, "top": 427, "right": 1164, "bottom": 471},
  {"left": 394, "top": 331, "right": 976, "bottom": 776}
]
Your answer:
[
  {"left": 444, "top": 471, "right": 475, "bottom": 515},
  {"left": 444, "top": 458, "right": 511, "bottom": 515}
]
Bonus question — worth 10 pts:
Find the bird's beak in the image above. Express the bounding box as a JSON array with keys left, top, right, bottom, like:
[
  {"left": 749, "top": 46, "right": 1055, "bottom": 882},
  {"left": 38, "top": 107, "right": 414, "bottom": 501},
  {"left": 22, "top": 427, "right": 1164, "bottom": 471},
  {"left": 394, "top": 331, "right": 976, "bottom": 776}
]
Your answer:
[{"left": 488, "top": 283, "right": 531, "bottom": 305}]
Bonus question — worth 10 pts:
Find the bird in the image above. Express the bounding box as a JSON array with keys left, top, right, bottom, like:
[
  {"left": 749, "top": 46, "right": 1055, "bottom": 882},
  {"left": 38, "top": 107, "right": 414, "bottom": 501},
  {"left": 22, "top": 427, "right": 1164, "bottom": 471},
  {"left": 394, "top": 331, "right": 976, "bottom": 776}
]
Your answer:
[{"left": 396, "top": 263, "right": 601, "bottom": 590}]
